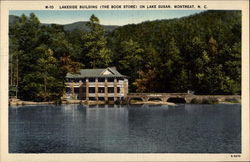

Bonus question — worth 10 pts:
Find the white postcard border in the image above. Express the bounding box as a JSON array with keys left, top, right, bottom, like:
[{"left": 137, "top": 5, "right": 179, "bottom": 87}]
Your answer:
[{"left": 1, "top": 1, "right": 249, "bottom": 161}]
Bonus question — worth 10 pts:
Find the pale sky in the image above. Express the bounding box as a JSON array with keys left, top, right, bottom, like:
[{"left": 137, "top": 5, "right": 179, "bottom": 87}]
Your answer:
[{"left": 10, "top": 10, "right": 204, "bottom": 26}]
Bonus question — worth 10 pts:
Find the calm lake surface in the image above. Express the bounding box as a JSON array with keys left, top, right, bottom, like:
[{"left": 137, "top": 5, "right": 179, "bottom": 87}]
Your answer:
[{"left": 9, "top": 104, "right": 241, "bottom": 153}]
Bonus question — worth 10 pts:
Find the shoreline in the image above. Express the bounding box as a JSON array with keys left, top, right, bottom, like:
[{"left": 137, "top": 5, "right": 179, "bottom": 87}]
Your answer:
[
  {"left": 131, "top": 101, "right": 176, "bottom": 106},
  {"left": 9, "top": 100, "right": 176, "bottom": 106},
  {"left": 9, "top": 99, "right": 240, "bottom": 106}
]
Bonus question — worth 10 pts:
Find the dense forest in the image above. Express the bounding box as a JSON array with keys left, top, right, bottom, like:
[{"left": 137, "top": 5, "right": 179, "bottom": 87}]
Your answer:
[{"left": 9, "top": 10, "right": 241, "bottom": 101}]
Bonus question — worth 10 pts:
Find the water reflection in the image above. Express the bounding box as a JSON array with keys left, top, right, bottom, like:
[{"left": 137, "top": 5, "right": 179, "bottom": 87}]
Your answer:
[
  {"left": 85, "top": 106, "right": 129, "bottom": 152},
  {"left": 86, "top": 104, "right": 122, "bottom": 109},
  {"left": 9, "top": 104, "right": 241, "bottom": 153}
]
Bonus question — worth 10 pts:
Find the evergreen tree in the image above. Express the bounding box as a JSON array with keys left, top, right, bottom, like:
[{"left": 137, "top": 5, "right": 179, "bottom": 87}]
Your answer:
[
  {"left": 118, "top": 39, "right": 144, "bottom": 91},
  {"left": 81, "top": 14, "right": 111, "bottom": 68},
  {"left": 23, "top": 45, "right": 64, "bottom": 101}
]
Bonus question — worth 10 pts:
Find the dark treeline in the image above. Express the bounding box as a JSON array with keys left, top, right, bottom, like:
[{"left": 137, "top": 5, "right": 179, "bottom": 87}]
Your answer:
[{"left": 9, "top": 10, "right": 241, "bottom": 101}]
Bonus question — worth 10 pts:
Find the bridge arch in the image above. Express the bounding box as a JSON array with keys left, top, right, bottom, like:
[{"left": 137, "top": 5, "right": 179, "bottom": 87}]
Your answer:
[
  {"left": 148, "top": 97, "right": 162, "bottom": 102},
  {"left": 128, "top": 97, "right": 144, "bottom": 104},
  {"left": 167, "top": 97, "right": 186, "bottom": 103}
]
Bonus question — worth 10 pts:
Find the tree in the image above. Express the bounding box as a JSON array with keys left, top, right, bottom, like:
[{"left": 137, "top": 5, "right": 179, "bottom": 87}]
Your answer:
[
  {"left": 46, "top": 30, "right": 82, "bottom": 76},
  {"left": 158, "top": 37, "right": 182, "bottom": 92},
  {"left": 219, "top": 42, "right": 241, "bottom": 94},
  {"left": 133, "top": 69, "right": 157, "bottom": 93},
  {"left": 81, "top": 14, "right": 111, "bottom": 68},
  {"left": 36, "top": 46, "right": 64, "bottom": 101},
  {"left": 20, "top": 45, "right": 64, "bottom": 101},
  {"left": 9, "top": 13, "right": 81, "bottom": 101},
  {"left": 118, "top": 39, "right": 144, "bottom": 91},
  {"left": 9, "top": 13, "right": 42, "bottom": 100},
  {"left": 9, "top": 35, "right": 20, "bottom": 97}
]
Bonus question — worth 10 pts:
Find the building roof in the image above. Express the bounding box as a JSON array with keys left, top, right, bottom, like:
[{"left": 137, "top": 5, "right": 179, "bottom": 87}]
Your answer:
[{"left": 66, "top": 67, "right": 127, "bottom": 78}]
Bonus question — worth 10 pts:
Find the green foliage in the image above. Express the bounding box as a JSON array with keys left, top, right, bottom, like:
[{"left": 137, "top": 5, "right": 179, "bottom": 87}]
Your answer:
[
  {"left": 109, "top": 10, "right": 241, "bottom": 94},
  {"left": 190, "top": 98, "right": 200, "bottom": 104},
  {"left": 9, "top": 11, "right": 242, "bottom": 101},
  {"left": 114, "top": 99, "right": 121, "bottom": 105},
  {"left": 190, "top": 97, "right": 219, "bottom": 104},
  {"left": 118, "top": 39, "right": 144, "bottom": 91},
  {"left": 105, "top": 100, "right": 110, "bottom": 104},
  {"left": 9, "top": 13, "right": 81, "bottom": 101},
  {"left": 133, "top": 69, "right": 157, "bottom": 93},
  {"left": 202, "top": 97, "right": 219, "bottom": 104},
  {"left": 54, "top": 98, "right": 62, "bottom": 105},
  {"left": 81, "top": 14, "right": 112, "bottom": 68},
  {"left": 224, "top": 98, "right": 240, "bottom": 103}
]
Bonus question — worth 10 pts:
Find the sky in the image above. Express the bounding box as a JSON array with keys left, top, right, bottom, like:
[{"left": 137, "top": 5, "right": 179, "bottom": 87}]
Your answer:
[{"left": 9, "top": 10, "right": 203, "bottom": 26}]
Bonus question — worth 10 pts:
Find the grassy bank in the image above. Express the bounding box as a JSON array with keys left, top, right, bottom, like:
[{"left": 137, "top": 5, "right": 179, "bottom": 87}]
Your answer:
[{"left": 190, "top": 97, "right": 240, "bottom": 104}]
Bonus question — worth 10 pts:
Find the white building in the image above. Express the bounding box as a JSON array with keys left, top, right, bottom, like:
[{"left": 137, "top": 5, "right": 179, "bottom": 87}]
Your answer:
[{"left": 65, "top": 67, "right": 128, "bottom": 101}]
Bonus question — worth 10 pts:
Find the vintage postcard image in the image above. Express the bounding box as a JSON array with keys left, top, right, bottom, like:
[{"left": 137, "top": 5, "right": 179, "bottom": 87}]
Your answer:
[{"left": 0, "top": 0, "right": 249, "bottom": 161}]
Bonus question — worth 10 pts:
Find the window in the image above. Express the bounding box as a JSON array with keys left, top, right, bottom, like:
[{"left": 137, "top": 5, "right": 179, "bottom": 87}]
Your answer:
[
  {"left": 108, "top": 87, "right": 114, "bottom": 93},
  {"left": 98, "top": 87, "right": 105, "bottom": 93},
  {"left": 98, "top": 78, "right": 105, "bottom": 82},
  {"left": 107, "top": 78, "right": 114, "bottom": 82},
  {"left": 89, "top": 97, "right": 96, "bottom": 100},
  {"left": 89, "top": 78, "right": 95, "bottom": 82},
  {"left": 74, "top": 88, "right": 79, "bottom": 94},
  {"left": 73, "top": 78, "right": 80, "bottom": 82},
  {"left": 117, "top": 87, "right": 120, "bottom": 93},
  {"left": 98, "top": 97, "right": 105, "bottom": 101},
  {"left": 108, "top": 97, "right": 114, "bottom": 101},
  {"left": 89, "top": 87, "right": 95, "bottom": 93}
]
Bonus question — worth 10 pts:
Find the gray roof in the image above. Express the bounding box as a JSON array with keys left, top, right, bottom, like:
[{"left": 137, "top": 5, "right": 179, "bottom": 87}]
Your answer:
[{"left": 66, "top": 67, "right": 127, "bottom": 78}]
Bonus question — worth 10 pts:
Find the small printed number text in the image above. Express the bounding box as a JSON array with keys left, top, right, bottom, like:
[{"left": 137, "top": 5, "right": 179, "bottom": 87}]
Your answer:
[
  {"left": 231, "top": 155, "right": 241, "bottom": 158},
  {"left": 45, "top": 5, "right": 54, "bottom": 9}
]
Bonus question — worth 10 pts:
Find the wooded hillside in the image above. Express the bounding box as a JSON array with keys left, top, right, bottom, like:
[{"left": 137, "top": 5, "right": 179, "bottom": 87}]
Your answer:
[{"left": 9, "top": 10, "right": 241, "bottom": 101}]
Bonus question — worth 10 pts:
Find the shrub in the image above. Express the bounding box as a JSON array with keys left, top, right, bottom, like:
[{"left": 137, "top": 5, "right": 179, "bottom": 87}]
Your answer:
[
  {"left": 202, "top": 97, "right": 219, "bottom": 104},
  {"left": 190, "top": 98, "right": 201, "bottom": 104},
  {"left": 225, "top": 98, "right": 240, "bottom": 103},
  {"left": 114, "top": 99, "right": 121, "bottom": 105},
  {"left": 54, "top": 98, "right": 62, "bottom": 105}
]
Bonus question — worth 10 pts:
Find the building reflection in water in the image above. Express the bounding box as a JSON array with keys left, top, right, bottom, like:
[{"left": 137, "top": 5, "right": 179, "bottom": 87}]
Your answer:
[{"left": 85, "top": 105, "right": 129, "bottom": 152}]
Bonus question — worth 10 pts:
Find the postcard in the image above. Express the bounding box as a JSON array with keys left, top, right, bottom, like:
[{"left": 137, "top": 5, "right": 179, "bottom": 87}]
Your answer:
[{"left": 0, "top": 0, "right": 249, "bottom": 161}]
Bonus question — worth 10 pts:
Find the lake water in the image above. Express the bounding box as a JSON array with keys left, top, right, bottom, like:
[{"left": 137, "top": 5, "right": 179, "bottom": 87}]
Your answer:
[{"left": 9, "top": 104, "right": 241, "bottom": 153}]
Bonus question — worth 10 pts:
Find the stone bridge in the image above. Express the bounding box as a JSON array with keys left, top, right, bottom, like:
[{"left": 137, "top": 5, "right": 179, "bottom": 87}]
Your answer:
[{"left": 126, "top": 93, "right": 241, "bottom": 103}]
